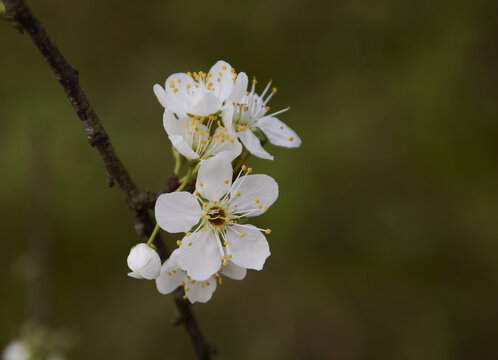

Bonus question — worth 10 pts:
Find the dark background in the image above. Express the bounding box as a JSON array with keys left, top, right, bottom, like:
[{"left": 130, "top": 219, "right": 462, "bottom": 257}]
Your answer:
[{"left": 1, "top": 0, "right": 498, "bottom": 359}]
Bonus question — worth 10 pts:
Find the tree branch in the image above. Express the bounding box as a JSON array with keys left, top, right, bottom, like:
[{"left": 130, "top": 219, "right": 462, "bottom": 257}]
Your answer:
[{"left": 3, "top": 0, "right": 214, "bottom": 358}]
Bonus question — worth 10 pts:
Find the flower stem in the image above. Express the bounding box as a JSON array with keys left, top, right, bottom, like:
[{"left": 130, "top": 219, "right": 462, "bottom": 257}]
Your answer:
[
  {"left": 176, "top": 162, "right": 197, "bottom": 192},
  {"left": 146, "top": 223, "right": 160, "bottom": 246},
  {"left": 172, "top": 146, "right": 184, "bottom": 175},
  {"left": 234, "top": 148, "right": 251, "bottom": 172}
]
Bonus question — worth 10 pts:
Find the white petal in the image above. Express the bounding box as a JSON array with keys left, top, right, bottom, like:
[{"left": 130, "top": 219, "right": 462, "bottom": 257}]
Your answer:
[
  {"left": 153, "top": 84, "right": 168, "bottom": 108},
  {"left": 237, "top": 129, "right": 274, "bottom": 160},
  {"left": 155, "top": 192, "right": 203, "bottom": 233},
  {"left": 258, "top": 116, "right": 302, "bottom": 148},
  {"left": 139, "top": 255, "right": 161, "bottom": 280},
  {"left": 196, "top": 156, "right": 233, "bottom": 201},
  {"left": 163, "top": 111, "right": 200, "bottom": 159},
  {"left": 2, "top": 340, "right": 29, "bottom": 360},
  {"left": 127, "top": 244, "right": 156, "bottom": 271},
  {"left": 163, "top": 73, "right": 197, "bottom": 114},
  {"left": 179, "top": 230, "right": 222, "bottom": 281},
  {"left": 222, "top": 261, "right": 247, "bottom": 280},
  {"left": 186, "top": 276, "right": 218, "bottom": 303},
  {"left": 227, "top": 72, "right": 248, "bottom": 104},
  {"left": 127, "top": 244, "right": 161, "bottom": 280},
  {"left": 127, "top": 271, "right": 143, "bottom": 279},
  {"left": 221, "top": 103, "right": 234, "bottom": 130},
  {"left": 230, "top": 174, "right": 278, "bottom": 216},
  {"left": 156, "top": 255, "right": 184, "bottom": 294},
  {"left": 191, "top": 91, "right": 223, "bottom": 116},
  {"left": 208, "top": 60, "right": 235, "bottom": 101},
  {"left": 226, "top": 224, "right": 270, "bottom": 270},
  {"left": 170, "top": 135, "right": 200, "bottom": 160},
  {"left": 163, "top": 110, "right": 184, "bottom": 137}
]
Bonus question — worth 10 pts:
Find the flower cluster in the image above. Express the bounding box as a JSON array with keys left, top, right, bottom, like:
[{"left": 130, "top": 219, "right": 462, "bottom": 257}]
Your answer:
[{"left": 127, "top": 60, "right": 301, "bottom": 303}]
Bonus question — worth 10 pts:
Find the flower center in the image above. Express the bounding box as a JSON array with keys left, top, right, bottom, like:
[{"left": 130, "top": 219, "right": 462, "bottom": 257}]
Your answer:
[
  {"left": 207, "top": 206, "right": 227, "bottom": 227},
  {"left": 183, "top": 113, "right": 235, "bottom": 158}
]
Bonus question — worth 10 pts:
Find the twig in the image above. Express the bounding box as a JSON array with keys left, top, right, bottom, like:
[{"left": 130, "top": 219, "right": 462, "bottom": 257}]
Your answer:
[{"left": 3, "top": 0, "right": 214, "bottom": 358}]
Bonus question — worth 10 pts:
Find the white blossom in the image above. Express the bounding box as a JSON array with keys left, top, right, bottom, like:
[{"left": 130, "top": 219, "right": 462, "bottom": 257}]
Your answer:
[
  {"left": 2, "top": 341, "right": 28, "bottom": 360},
  {"left": 154, "top": 156, "right": 278, "bottom": 281},
  {"left": 153, "top": 60, "right": 248, "bottom": 161},
  {"left": 155, "top": 249, "right": 246, "bottom": 303},
  {"left": 127, "top": 243, "right": 161, "bottom": 280},
  {"left": 1, "top": 340, "right": 65, "bottom": 360},
  {"left": 232, "top": 78, "right": 301, "bottom": 160}
]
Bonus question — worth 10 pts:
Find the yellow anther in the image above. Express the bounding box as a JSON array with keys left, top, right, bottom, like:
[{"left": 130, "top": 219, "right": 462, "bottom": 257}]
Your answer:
[
  {"left": 187, "top": 72, "right": 192, "bottom": 76},
  {"left": 252, "top": 77, "right": 257, "bottom": 84},
  {"left": 236, "top": 192, "right": 241, "bottom": 196},
  {"left": 217, "top": 77, "right": 221, "bottom": 82},
  {"left": 172, "top": 269, "right": 177, "bottom": 273},
  {"left": 222, "top": 65, "right": 227, "bottom": 70},
  {"left": 186, "top": 275, "right": 191, "bottom": 279},
  {"left": 218, "top": 278, "right": 223, "bottom": 285},
  {"left": 259, "top": 205, "right": 263, "bottom": 209},
  {"left": 195, "top": 84, "right": 199, "bottom": 88},
  {"left": 167, "top": 271, "right": 172, "bottom": 276},
  {"left": 241, "top": 165, "right": 247, "bottom": 171},
  {"left": 272, "top": 87, "right": 278, "bottom": 93},
  {"left": 255, "top": 198, "right": 260, "bottom": 203},
  {"left": 224, "top": 179, "right": 229, "bottom": 184},
  {"left": 265, "top": 229, "right": 272, "bottom": 234},
  {"left": 187, "top": 84, "right": 191, "bottom": 89},
  {"left": 208, "top": 81, "right": 213, "bottom": 87},
  {"left": 265, "top": 106, "right": 270, "bottom": 111},
  {"left": 186, "top": 232, "right": 191, "bottom": 237},
  {"left": 280, "top": 125, "right": 284, "bottom": 130},
  {"left": 188, "top": 242, "right": 192, "bottom": 246},
  {"left": 219, "top": 268, "right": 223, "bottom": 273},
  {"left": 174, "top": 88, "right": 179, "bottom": 93},
  {"left": 247, "top": 168, "right": 253, "bottom": 173},
  {"left": 177, "top": 240, "right": 182, "bottom": 246},
  {"left": 241, "top": 232, "right": 245, "bottom": 237},
  {"left": 178, "top": 79, "right": 182, "bottom": 83},
  {"left": 223, "top": 241, "right": 228, "bottom": 246},
  {"left": 206, "top": 281, "right": 210, "bottom": 286},
  {"left": 183, "top": 295, "right": 188, "bottom": 299},
  {"left": 199, "top": 182, "right": 204, "bottom": 187},
  {"left": 228, "top": 254, "right": 232, "bottom": 259},
  {"left": 185, "top": 287, "right": 190, "bottom": 292},
  {"left": 223, "top": 261, "right": 228, "bottom": 266},
  {"left": 289, "top": 136, "right": 294, "bottom": 141},
  {"left": 180, "top": 282, "right": 185, "bottom": 286},
  {"left": 191, "top": 280, "right": 196, "bottom": 284},
  {"left": 221, "top": 255, "right": 226, "bottom": 260},
  {"left": 202, "top": 227, "right": 208, "bottom": 231},
  {"left": 230, "top": 68, "right": 235, "bottom": 73}
]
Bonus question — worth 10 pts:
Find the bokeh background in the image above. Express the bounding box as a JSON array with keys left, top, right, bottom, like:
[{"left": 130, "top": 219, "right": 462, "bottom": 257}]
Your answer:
[{"left": 1, "top": 0, "right": 498, "bottom": 359}]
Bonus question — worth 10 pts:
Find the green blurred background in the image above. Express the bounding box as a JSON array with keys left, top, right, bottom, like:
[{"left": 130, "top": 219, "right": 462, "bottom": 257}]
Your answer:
[{"left": 1, "top": 0, "right": 498, "bottom": 359}]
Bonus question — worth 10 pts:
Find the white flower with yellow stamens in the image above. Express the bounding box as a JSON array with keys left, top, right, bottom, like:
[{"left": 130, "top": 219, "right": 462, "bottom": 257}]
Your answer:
[
  {"left": 154, "top": 156, "right": 278, "bottom": 281},
  {"left": 232, "top": 78, "right": 302, "bottom": 160},
  {"left": 155, "top": 249, "right": 246, "bottom": 304},
  {"left": 153, "top": 60, "right": 248, "bottom": 161}
]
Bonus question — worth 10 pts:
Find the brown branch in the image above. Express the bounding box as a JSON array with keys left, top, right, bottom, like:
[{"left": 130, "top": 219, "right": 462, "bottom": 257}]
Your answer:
[{"left": 3, "top": 0, "right": 214, "bottom": 358}]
